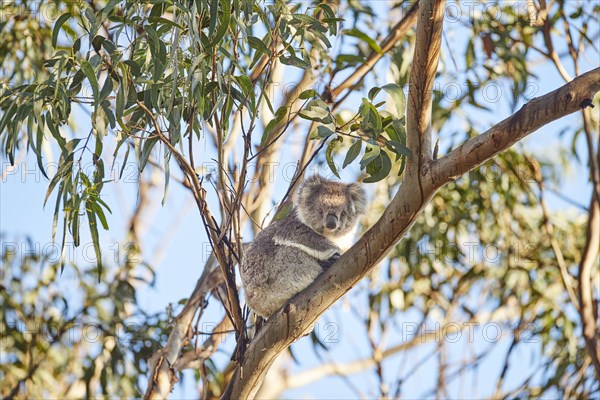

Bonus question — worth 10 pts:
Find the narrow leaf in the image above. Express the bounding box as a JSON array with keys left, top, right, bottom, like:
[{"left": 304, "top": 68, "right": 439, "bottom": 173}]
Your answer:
[
  {"left": 381, "top": 83, "right": 407, "bottom": 119},
  {"left": 344, "top": 28, "right": 382, "bottom": 53},
  {"left": 364, "top": 151, "right": 392, "bottom": 183},
  {"left": 86, "top": 203, "right": 103, "bottom": 281},
  {"left": 80, "top": 60, "right": 99, "bottom": 103},
  {"left": 52, "top": 13, "right": 71, "bottom": 48},
  {"left": 326, "top": 140, "right": 340, "bottom": 178},
  {"left": 343, "top": 140, "right": 362, "bottom": 168},
  {"left": 248, "top": 36, "right": 271, "bottom": 56}
]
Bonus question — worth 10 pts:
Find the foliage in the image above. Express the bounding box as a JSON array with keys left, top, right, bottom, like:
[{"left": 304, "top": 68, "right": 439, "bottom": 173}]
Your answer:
[
  {"left": 378, "top": 150, "right": 595, "bottom": 397},
  {"left": 0, "top": 236, "right": 165, "bottom": 398}
]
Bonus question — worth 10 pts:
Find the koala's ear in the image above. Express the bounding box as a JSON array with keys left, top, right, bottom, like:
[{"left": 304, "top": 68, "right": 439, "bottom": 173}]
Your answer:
[
  {"left": 303, "top": 174, "right": 324, "bottom": 187},
  {"left": 293, "top": 175, "right": 323, "bottom": 205},
  {"left": 348, "top": 183, "right": 367, "bottom": 215}
]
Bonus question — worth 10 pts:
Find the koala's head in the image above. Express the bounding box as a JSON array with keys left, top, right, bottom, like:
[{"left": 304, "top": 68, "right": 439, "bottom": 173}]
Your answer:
[{"left": 293, "top": 175, "right": 367, "bottom": 237}]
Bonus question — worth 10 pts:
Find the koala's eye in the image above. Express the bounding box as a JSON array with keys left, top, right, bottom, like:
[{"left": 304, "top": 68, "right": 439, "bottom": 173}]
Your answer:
[{"left": 341, "top": 211, "right": 347, "bottom": 218}]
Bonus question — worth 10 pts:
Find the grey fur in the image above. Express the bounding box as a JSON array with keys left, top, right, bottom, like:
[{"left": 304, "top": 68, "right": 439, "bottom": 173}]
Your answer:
[{"left": 240, "top": 175, "right": 367, "bottom": 318}]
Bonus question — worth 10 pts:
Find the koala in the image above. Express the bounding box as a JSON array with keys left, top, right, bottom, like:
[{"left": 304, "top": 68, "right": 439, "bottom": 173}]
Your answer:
[{"left": 240, "top": 175, "right": 367, "bottom": 318}]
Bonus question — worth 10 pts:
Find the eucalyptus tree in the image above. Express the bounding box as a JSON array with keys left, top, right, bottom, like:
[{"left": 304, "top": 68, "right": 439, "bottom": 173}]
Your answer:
[{"left": 1, "top": 0, "right": 598, "bottom": 398}]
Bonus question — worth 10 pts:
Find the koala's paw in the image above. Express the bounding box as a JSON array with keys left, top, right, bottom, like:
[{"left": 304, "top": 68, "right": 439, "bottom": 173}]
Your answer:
[{"left": 319, "top": 252, "right": 341, "bottom": 269}]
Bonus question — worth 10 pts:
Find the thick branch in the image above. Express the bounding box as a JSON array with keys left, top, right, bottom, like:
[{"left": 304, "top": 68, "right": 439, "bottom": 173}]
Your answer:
[
  {"left": 223, "top": 68, "right": 600, "bottom": 399},
  {"left": 223, "top": 176, "right": 437, "bottom": 399},
  {"left": 433, "top": 67, "right": 600, "bottom": 186},
  {"left": 578, "top": 192, "right": 600, "bottom": 378},
  {"left": 406, "top": 0, "right": 445, "bottom": 165},
  {"left": 578, "top": 137, "right": 600, "bottom": 378}
]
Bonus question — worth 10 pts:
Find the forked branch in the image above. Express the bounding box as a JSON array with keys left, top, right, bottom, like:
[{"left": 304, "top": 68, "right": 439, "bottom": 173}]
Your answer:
[{"left": 222, "top": 66, "right": 600, "bottom": 399}]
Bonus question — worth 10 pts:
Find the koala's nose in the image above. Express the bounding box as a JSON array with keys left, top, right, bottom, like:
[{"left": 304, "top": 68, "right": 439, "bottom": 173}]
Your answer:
[{"left": 326, "top": 213, "right": 338, "bottom": 230}]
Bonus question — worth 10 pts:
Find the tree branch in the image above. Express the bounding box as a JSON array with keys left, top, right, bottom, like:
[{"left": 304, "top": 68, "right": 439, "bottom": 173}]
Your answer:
[
  {"left": 578, "top": 136, "right": 600, "bottom": 379},
  {"left": 432, "top": 67, "right": 600, "bottom": 186},
  {"left": 222, "top": 67, "right": 600, "bottom": 399},
  {"left": 405, "top": 0, "right": 446, "bottom": 201},
  {"left": 174, "top": 315, "right": 234, "bottom": 371},
  {"left": 256, "top": 302, "right": 521, "bottom": 398}
]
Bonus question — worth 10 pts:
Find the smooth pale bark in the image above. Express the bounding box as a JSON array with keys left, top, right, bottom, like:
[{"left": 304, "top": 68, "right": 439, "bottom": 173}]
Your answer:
[
  {"left": 578, "top": 133, "right": 600, "bottom": 378},
  {"left": 406, "top": 0, "right": 446, "bottom": 165},
  {"left": 432, "top": 67, "right": 600, "bottom": 186}
]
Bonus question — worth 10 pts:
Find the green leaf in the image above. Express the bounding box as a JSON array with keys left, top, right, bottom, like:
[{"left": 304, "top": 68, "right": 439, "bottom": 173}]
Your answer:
[
  {"left": 369, "top": 84, "right": 407, "bottom": 119},
  {"left": 368, "top": 86, "right": 382, "bottom": 101},
  {"left": 124, "top": 60, "right": 141, "bottom": 77},
  {"left": 118, "top": 144, "right": 131, "bottom": 180},
  {"left": 316, "top": 125, "right": 335, "bottom": 139},
  {"left": 73, "top": 37, "right": 81, "bottom": 53},
  {"left": 235, "top": 75, "right": 253, "bottom": 97},
  {"left": 58, "top": 199, "right": 68, "bottom": 273},
  {"left": 208, "top": 0, "right": 231, "bottom": 46},
  {"left": 101, "top": 0, "right": 122, "bottom": 19},
  {"left": 298, "top": 89, "right": 318, "bottom": 100},
  {"left": 299, "top": 100, "right": 332, "bottom": 123},
  {"left": 93, "top": 195, "right": 112, "bottom": 214},
  {"left": 336, "top": 54, "right": 365, "bottom": 67},
  {"left": 466, "top": 39, "right": 475, "bottom": 69},
  {"left": 44, "top": 161, "right": 73, "bottom": 206},
  {"left": 311, "top": 29, "right": 331, "bottom": 48},
  {"left": 300, "top": 108, "right": 331, "bottom": 123},
  {"left": 162, "top": 152, "right": 170, "bottom": 206},
  {"left": 51, "top": 181, "right": 64, "bottom": 242},
  {"left": 386, "top": 140, "right": 411, "bottom": 157},
  {"left": 80, "top": 60, "right": 99, "bottom": 103},
  {"left": 139, "top": 137, "right": 159, "bottom": 172},
  {"left": 86, "top": 202, "right": 103, "bottom": 281},
  {"left": 344, "top": 28, "right": 382, "bottom": 53},
  {"left": 89, "top": 201, "right": 109, "bottom": 230},
  {"left": 99, "top": 76, "right": 113, "bottom": 104},
  {"left": 52, "top": 13, "right": 71, "bottom": 48},
  {"left": 280, "top": 55, "right": 310, "bottom": 68},
  {"left": 92, "top": 35, "right": 105, "bottom": 52},
  {"left": 261, "top": 106, "right": 287, "bottom": 146},
  {"left": 360, "top": 144, "right": 381, "bottom": 169},
  {"left": 116, "top": 81, "right": 125, "bottom": 120},
  {"left": 359, "top": 98, "right": 382, "bottom": 137},
  {"left": 144, "top": 25, "right": 160, "bottom": 52},
  {"left": 209, "top": 0, "right": 218, "bottom": 36},
  {"left": 326, "top": 139, "right": 340, "bottom": 178},
  {"left": 381, "top": 83, "right": 407, "bottom": 119},
  {"left": 318, "top": 3, "right": 338, "bottom": 35},
  {"left": 343, "top": 140, "right": 362, "bottom": 168},
  {"left": 33, "top": 123, "right": 48, "bottom": 179},
  {"left": 247, "top": 36, "right": 271, "bottom": 56},
  {"left": 364, "top": 151, "right": 392, "bottom": 183}
]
